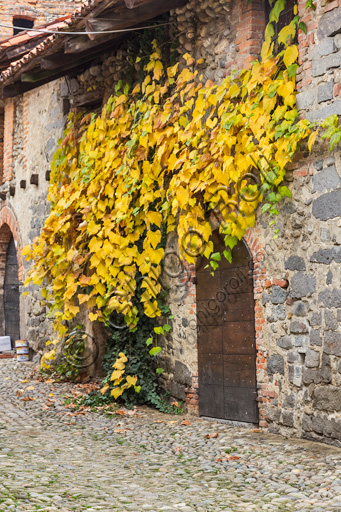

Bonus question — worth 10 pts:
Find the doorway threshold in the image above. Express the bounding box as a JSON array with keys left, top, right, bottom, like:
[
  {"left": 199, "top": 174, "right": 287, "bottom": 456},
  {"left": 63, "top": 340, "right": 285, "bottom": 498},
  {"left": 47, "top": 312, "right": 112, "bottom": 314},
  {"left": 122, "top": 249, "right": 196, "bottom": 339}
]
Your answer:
[{"left": 201, "top": 416, "right": 259, "bottom": 429}]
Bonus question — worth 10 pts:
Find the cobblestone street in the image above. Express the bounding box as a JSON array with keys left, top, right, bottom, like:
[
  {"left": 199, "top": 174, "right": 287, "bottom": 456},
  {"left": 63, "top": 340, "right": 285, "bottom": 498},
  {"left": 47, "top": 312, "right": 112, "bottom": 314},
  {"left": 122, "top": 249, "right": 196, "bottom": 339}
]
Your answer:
[{"left": 0, "top": 360, "right": 341, "bottom": 512}]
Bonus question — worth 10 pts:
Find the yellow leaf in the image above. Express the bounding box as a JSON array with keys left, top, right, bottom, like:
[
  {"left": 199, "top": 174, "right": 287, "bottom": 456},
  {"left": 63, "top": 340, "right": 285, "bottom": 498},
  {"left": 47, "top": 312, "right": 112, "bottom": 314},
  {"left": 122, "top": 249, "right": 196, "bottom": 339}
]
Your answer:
[
  {"left": 308, "top": 130, "right": 319, "bottom": 152},
  {"left": 126, "top": 375, "right": 138, "bottom": 386},
  {"left": 114, "top": 360, "right": 125, "bottom": 370},
  {"left": 153, "top": 61, "right": 163, "bottom": 81},
  {"left": 118, "top": 352, "right": 128, "bottom": 362},
  {"left": 110, "top": 369, "right": 124, "bottom": 381},
  {"left": 283, "top": 45, "right": 298, "bottom": 68},
  {"left": 100, "top": 384, "right": 109, "bottom": 395},
  {"left": 111, "top": 387, "right": 123, "bottom": 400},
  {"left": 89, "top": 312, "right": 98, "bottom": 322}
]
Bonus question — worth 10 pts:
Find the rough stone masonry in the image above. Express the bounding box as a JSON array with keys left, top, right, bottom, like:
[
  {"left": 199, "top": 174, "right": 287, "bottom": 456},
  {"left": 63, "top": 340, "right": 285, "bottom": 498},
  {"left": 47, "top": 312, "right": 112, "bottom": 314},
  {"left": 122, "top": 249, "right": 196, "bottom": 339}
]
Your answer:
[{"left": 0, "top": 0, "right": 341, "bottom": 446}]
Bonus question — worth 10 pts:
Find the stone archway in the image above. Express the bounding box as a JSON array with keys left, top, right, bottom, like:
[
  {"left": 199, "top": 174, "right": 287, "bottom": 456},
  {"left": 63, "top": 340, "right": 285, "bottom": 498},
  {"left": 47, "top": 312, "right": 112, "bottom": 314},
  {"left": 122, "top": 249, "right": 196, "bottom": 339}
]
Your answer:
[{"left": 0, "top": 221, "right": 21, "bottom": 345}]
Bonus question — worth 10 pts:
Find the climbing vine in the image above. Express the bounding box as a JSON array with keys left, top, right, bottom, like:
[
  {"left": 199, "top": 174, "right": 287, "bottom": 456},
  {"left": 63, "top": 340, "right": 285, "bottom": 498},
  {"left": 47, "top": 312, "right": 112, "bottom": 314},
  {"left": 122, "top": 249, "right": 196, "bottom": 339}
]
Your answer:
[{"left": 23, "top": 1, "right": 341, "bottom": 367}]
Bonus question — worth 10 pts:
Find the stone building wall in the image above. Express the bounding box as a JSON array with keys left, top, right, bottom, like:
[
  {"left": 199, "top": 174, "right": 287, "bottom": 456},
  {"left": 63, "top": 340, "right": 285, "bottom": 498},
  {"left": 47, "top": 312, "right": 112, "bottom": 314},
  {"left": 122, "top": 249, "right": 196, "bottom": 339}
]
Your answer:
[
  {"left": 1, "top": 0, "right": 340, "bottom": 445},
  {"left": 0, "top": 79, "right": 66, "bottom": 353}
]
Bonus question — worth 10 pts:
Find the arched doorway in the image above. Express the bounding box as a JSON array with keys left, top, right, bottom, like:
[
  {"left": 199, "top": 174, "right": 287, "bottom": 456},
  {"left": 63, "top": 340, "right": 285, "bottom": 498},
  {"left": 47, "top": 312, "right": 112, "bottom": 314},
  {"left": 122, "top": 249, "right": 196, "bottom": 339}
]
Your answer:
[
  {"left": 4, "top": 236, "right": 20, "bottom": 343},
  {"left": 196, "top": 231, "right": 258, "bottom": 423},
  {"left": 0, "top": 224, "right": 20, "bottom": 345}
]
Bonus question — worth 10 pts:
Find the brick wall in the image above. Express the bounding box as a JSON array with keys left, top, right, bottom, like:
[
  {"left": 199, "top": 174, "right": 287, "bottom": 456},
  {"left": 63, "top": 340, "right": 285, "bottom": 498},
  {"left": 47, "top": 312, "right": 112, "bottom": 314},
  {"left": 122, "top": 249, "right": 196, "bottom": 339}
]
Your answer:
[
  {"left": 0, "top": 1, "right": 80, "bottom": 41},
  {"left": 0, "top": 105, "right": 4, "bottom": 184}
]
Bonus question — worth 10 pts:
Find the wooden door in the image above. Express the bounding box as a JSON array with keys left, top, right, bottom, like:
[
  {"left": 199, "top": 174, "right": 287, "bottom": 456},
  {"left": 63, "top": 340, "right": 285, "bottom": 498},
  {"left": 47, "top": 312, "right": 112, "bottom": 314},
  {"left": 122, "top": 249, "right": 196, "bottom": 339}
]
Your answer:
[
  {"left": 196, "top": 232, "right": 258, "bottom": 423},
  {"left": 4, "top": 237, "right": 20, "bottom": 344}
]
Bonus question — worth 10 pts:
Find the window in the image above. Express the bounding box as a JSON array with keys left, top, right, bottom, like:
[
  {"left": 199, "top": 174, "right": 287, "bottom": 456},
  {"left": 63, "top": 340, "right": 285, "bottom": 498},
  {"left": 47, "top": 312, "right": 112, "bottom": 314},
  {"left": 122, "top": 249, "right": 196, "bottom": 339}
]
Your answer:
[
  {"left": 13, "top": 17, "right": 34, "bottom": 36},
  {"left": 265, "top": 0, "right": 296, "bottom": 37}
]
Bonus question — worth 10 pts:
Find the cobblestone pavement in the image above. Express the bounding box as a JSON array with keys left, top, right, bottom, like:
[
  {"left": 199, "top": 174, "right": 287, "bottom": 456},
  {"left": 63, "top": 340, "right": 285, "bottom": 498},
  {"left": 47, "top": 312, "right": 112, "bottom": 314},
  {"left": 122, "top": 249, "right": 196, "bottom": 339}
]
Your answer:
[{"left": 1, "top": 360, "right": 341, "bottom": 512}]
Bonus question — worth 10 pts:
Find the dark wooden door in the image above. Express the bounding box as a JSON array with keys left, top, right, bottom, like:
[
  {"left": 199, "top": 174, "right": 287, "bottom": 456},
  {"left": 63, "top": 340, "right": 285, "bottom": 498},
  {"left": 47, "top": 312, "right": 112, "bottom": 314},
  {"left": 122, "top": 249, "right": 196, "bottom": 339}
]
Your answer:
[
  {"left": 196, "top": 232, "right": 258, "bottom": 423},
  {"left": 4, "top": 237, "right": 20, "bottom": 344}
]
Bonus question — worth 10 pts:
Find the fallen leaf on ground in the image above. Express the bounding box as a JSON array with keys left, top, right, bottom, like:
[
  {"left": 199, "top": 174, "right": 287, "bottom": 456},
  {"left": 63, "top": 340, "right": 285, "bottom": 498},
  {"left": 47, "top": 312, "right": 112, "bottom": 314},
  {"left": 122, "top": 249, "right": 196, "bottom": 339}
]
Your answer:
[
  {"left": 205, "top": 433, "right": 219, "bottom": 439},
  {"left": 226, "top": 455, "right": 240, "bottom": 461},
  {"left": 16, "top": 389, "right": 23, "bottom": 397},
  {"left": 153, "top": 420, "right": 163, "bottom": 423},
  {"left": 169, "top": 420, "right": 177, "bottom": 424},
  {"left": 46, "top": 379, "right": 55, "bottom": 383},
  {"left": 251, "top": 429, "right": 262, "bottom": 433},
  {"left": 115, "top": 410, "right": 126, "bottom": 415},
  {"left": 22, "top": 397, "right": 36, "bottom": 401},
  {"left": 171, "top": 401, "right": 181, "bottom": 408},
  {"left": 20, "top": 379, "right": 29, "bottom": 383},
  {"left": 180, "top": 420, "right": 191, "bottom": 426},
  {"left": 26, "top": 386, "right": 35, "bottom": 391}
]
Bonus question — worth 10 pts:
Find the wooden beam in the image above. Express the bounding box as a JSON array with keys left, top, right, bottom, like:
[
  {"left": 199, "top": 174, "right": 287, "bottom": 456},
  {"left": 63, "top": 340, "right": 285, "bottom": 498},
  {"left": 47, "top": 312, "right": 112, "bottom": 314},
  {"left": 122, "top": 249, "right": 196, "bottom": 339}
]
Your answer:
[
  {"left": 86, "top": 0, "right": 187, "bottom": 38},
  {"left": 64, "top": 32, "right": 120, "bottom": 54}
]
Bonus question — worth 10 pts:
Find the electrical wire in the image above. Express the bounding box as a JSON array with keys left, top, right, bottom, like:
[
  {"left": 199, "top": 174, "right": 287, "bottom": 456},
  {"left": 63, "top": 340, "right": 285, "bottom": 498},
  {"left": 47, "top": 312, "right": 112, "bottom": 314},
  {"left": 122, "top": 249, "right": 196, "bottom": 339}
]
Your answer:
[{"left": 0, "top": 21, "right": 173, "bottom": 36}]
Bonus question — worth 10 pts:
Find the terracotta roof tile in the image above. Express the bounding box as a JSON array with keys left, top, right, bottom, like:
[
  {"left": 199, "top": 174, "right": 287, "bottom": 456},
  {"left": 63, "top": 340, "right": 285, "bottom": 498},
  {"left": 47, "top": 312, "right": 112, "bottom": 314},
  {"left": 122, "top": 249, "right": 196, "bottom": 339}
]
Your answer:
[{"left": 0, "top": 0, "right": 105, "bottom": 86}]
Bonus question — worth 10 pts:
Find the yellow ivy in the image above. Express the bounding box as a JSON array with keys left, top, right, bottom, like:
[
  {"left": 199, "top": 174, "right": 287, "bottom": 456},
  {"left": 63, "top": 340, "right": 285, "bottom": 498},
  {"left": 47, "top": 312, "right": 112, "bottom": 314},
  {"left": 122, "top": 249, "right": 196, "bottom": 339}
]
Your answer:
[{"left": 22, "top": 9, "right": 336, "bottom": 339}]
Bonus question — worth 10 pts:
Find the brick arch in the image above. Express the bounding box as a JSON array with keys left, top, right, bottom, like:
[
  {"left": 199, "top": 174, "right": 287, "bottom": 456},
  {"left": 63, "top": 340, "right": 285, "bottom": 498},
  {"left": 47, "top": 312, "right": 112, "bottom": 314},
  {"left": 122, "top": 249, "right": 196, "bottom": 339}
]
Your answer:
[{"left": 0, "top": 203, "right": 23, "bottom": 282}]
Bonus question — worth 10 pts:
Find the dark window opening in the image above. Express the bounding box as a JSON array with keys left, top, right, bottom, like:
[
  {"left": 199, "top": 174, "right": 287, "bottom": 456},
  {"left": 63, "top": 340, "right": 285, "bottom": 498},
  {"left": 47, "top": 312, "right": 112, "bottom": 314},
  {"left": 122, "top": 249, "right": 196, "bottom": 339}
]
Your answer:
[
  {"left": 13, "top": 17, "right": 34, "bottom": 36},
  {"left": 265, "top": 0, "right": 296, "bottom": 38}
]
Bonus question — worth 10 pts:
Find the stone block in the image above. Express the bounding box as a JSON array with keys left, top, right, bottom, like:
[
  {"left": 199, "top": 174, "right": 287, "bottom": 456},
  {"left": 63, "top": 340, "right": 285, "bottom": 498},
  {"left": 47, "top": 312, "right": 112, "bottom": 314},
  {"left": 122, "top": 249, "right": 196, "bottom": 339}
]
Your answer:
[
  {"left": 296, "top": 88, "right": 316, "bottom": 110},
  {"left": 281, "top": 410, "right": 294, "bottom": 427},
  {"left": 317, "top": 37, "right": 337, "bottom": 56},
  {"left": 292, "top": 301, "right": 306, "bottom": 317},
  {"left": 313, "top": 386, "right": 341, "bottom": 411},
  {"left": 290, "top": 320, "right": 308, "bottom": 334},
  {"left": 326, "top": 156, "right": 335, "bottom": 166},
  {"left": 290, "top": 273, "right": 316, "bottom": 299},
  {"left": 312, "top": 166, "right": 340, "bottom": 193},
  {"left": 283, "top": 393, "right": 295, "bottom": 408},
  {"left": 310, "top": 329, "right": 322, "bottom": 346},
  {"left": 305, "top": 349, "right": 320, "bottom": 368},
  {"left": 310, "top": 246, "right": 341, "bottom": 265},
  {"left": 168, "top": 381, "right": 186, "bottom": 401},
  {"left": 318, "top": 7, "right": 341, "bottom": 39},
  {"left": 302, "top": 413, "right": 312, "bottom": 431},
  {"left": 287, "top": 351, "right": 299, "bottom": 363},
  {"left": 314, "top": 159, "right": 323, "bottom": 171},
  {"left": 337, "top": 309, "right": 341, "bottom": 322},
  {"left": 317, "top": 81, "right": 334, "bottom": 104},
  {"left": 312, "top": 414, "right": 325, "bottom": 434},
  {"left": 326, "top": 271, "right": 333, "bottom": 285},
  {"left": 312, "top": 189, "right": 341, "bottom": 220},
  {"left": 325, "top": 309, "right": 338, "bottom": 331},
  {"left": 277, "top": 335, "right": 293, "bottom": 350},
  {"left": 267, "top": 354, "right": 285, "bottom": 375},
  {"left": 174, "top": 360, "right": 192, "bottom": 386},
  {"left": 324, "top": 331, "right": 341, "bottom": 356},
  {"left": 285, "top": 255, "right": 306, "bottom": 271},
  {"left": 312, "top": 52, "right": 341, "bottom": 77},
  {"left": 307, "top": 100, "right": 341, "bottom": 123},
  {"left": 319, "top": 289, "right": 341, "bottom": 308},
  {"left": 262, "top": 286, "right": 287, "bottom": 306},
  {"left": 310, "top": 312, "right": 322, "bottom": 327}
]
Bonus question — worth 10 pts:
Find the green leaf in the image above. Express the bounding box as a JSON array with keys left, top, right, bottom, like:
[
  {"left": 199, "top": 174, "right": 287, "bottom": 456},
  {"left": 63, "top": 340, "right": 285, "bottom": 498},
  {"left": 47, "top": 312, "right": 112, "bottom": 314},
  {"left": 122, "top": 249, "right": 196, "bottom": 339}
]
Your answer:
[
  {"left": 134, "top": 385, "right": 141, "bottom": 393},
  {"left": 154, "top": 326, "right": 164, "bottom": 335},
  {"left": 223, "top": 250, "right": 232, "bottom": 263},
  {"left": 163, "top": 324, "right": 172, "bottom": 332},
  {"left": 156, "top": 368, "right": 164, "bottom": 375},
  {"left": 269, "top": 0, "right": 286, "bottom": 23},
  {"left": 149, "top": 346, "right": 162, "bottom": 356},
  {"left": 278, "top": 186, "right": 291, "bottom": 198},
  {"left": 210, "top": 261, "right": 219, "bottom": 271},
  {"left": 146, "top": 337, "right": 153, "bottom": 346},
  {"left": 211, "top": 252, "right": 221, "bottom": 261},
  {"left": 298, "top": 21, "right": 307, "bottom": 34}
]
